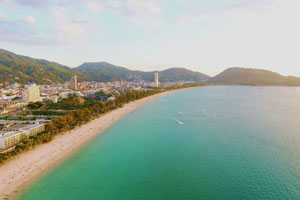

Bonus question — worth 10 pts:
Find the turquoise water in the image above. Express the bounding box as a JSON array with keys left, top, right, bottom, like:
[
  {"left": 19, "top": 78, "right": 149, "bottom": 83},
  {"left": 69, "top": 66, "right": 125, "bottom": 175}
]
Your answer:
[{"left": 19, "top": 86, "right": 300, "bottom": 200}]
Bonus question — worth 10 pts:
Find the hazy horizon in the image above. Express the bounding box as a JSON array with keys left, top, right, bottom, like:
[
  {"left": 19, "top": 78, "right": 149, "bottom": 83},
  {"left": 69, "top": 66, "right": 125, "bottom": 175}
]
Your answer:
[{"left": 0, "top": 0, "right": 299, "bottom": 77}]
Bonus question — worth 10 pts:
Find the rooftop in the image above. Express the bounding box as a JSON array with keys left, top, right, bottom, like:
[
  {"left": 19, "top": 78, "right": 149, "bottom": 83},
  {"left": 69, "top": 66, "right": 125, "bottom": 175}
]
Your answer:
[{"left": 0, "top": 130, "right": 24, "bottom": 139}]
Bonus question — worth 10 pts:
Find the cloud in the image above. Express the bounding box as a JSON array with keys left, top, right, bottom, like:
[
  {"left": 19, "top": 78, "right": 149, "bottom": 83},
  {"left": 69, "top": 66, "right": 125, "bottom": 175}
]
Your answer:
[
  {"left": 228, "top": 0, "right": 276, "bottom": 12},
  {"left": 0, "top": 0, "right": 49, "bottom": 8},
  {"left": 22, "top": 15, "right": 36, "bottom": 25},
  {"left": 0, "top": 0, "right": 76, "bottom": 9},
  {"left": 0, "top": 15, "right": 48, "bottom": 45},
  {"left": 84, "top": 0, "right": 121, "bottom": 12},
  {"left": 125, "top": 0, "right": 163, "bottom": 17},
  {"left": 1, "top": 0, "right": 166, "bottom": 26},
  {"left": 83, "top": 0, "right": 164, "bottom": 19},
  {"left": 0, "top": 15, "right": 36, "bottom": 35},
  {"left": 0, "top": 14, "right": 76, "bottom": 46},
  {"left": 51, "top": 10, "right": 86, "bottom": 38},
  {"left": 85, "top": 1, "right": 105, "bottom": 12},
  {"left": 0, "top": 0, "right": 98, "bottom": 46},
  {"left": 0, "top": 12, "right": 7, "bottom": 20},
  {"left": 70, "top": 18, "right": 91, "bottom": 24},
  {"left": 2, "top": 0, "right": 121, "bottom": 11},
  {"left": 177, "top": 0, "right": 279, "bottom": 25}
]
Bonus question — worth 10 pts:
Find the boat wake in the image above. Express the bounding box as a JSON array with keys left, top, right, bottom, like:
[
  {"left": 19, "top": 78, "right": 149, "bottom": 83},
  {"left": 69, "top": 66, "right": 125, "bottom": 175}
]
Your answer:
[
  {"left": 202, "top": 105, "right": 218, "bottom": 117},
  {"left": 171, "top": 118, "right": 184, "bottom": 125},
  {"left": 178, "top": 111, "right": 193, "bottom": 115}
]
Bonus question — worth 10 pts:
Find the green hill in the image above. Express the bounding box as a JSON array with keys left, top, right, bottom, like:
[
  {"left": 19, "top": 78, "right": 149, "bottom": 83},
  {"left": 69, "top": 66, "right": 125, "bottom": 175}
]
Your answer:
[
  {"left": 76, "top": 62, "right": 133, "bottom": 82},
  {"left": 0, "top": 49, "right": 210, "bottom": 84},
  {"left": 76, "top": 62, "right": 210, "bottom": 82},
  {"left": 0, "top": 49, "right": 86, "bottom": 84},
  {"left": 159, "top": 68, "right": 210, "bottom": 82},
  {"left": 208, "top": 67, "right": 300, "bottom": 86}
]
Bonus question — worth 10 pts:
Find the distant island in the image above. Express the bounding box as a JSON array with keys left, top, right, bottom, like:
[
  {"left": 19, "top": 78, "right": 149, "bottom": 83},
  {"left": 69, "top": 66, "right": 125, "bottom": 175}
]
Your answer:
[
  {"left": 208, "top": 67, "right": 300, "bottom": 86},
  {"left": 1, "top": 49, "right": 300, "bottom": 86}
]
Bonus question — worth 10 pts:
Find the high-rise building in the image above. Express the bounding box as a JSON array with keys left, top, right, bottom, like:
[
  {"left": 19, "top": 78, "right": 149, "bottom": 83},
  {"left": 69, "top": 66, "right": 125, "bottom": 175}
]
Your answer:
[
  {"left": 23, "top": 82, "right": 41, "bottom": 103},
  {"left": 154, "top": 72, "right": 159, "bottom": 87},
  {"left": 69, "top": 76, "right": 78, "bottom": 91}
]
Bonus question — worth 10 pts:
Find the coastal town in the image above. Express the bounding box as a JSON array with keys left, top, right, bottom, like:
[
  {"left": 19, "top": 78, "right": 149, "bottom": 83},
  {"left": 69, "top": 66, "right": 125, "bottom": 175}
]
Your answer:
[{"left": 0, "top": 72, "right": 188, "bottom": 152}]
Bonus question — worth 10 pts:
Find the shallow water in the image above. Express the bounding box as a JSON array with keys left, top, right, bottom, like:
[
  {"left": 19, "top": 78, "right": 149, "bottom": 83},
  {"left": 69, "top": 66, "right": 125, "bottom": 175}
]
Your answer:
[{"left": 19, "top": 86, "right": 300, "bottom": 200}]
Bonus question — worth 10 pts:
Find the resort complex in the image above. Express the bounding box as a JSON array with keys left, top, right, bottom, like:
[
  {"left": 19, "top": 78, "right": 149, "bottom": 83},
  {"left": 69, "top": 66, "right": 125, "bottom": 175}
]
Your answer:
[{"left": 0, "top": 120, "right": 45, "bottom": 150}]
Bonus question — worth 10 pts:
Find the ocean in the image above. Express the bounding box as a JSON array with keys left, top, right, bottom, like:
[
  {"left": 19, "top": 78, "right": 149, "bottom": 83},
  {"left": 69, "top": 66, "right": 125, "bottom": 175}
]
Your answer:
[{"left": 19, "top": 86, "right": 300, "bottom": 200}]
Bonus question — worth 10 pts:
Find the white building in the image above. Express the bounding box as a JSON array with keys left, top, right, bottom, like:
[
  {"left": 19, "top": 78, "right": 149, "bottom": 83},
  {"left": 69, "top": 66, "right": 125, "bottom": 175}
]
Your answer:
[
  {"left": 0, "top": 121, "right": 46, "bottom": 150},
  {"left": 21, "top": 123, "right": 45, "bottom": 137},
  {"left": 59, "top": 91, "right": 84, "bottom": 99},
  {"left": 23, "top": 82, "right": 41, "bottom": 103},
  {"left": 49, "top": 96, "right": 59, "bottom": 103},
  {"left": 154, "top": 72, "right": 159, "bottom": 87},
  {"left": 0, "top": 131, "right": 25, "bottom": 150},
  {"left": 59, "top": 92, "right": 70, "bottom": 99}
]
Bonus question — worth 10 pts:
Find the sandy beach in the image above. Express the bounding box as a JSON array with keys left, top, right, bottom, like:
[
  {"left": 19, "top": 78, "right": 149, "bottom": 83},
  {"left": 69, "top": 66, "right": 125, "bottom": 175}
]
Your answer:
[{"left": 0, "top": 89, "right": 180, "bottom": 200}]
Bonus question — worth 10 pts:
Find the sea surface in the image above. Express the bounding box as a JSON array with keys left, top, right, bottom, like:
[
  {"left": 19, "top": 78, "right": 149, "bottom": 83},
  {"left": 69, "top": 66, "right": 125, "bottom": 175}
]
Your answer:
[{"left": 19, "top": 86, "right": 300, "bottom": 200}]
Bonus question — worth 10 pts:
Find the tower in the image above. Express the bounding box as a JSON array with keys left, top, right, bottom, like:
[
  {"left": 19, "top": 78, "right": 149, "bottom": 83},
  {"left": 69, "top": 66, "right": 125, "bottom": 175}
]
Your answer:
[
  {"left": 69, "top": 76, "right": 78, "bottom": 91},
  {"left": 154, "top": 72, "right": 159, "bottom": 87}
]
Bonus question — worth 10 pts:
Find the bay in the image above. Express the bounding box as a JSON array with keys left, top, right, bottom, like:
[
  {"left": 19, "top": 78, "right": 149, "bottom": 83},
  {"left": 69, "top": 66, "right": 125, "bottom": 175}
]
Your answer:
[{"left": 19, "top": 86, "right": 300, "bottom": 200}]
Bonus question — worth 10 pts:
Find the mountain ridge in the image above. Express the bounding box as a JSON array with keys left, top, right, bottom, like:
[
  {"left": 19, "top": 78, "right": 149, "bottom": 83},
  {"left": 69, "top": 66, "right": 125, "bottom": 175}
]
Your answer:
[
  {"left": 75, "top": 62, "right": 210, "bottom": 82},
  {"left": 0, "top": 49, "right": 210, "bottom": 84},
  {"left": 1, "top": 49, "right": 300, "bottom": 86}
]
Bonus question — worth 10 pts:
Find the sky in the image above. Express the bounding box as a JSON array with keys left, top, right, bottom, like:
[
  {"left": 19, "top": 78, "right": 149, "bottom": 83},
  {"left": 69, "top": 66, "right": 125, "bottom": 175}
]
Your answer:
[{"left": 0, "top": 0, "right": 299, "bottom": 76}]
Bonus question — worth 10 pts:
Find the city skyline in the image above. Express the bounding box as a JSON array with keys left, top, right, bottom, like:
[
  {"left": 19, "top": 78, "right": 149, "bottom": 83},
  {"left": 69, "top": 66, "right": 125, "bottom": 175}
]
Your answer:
[{"left": 0, "top": 0, "right": 300, "bottom": 77}]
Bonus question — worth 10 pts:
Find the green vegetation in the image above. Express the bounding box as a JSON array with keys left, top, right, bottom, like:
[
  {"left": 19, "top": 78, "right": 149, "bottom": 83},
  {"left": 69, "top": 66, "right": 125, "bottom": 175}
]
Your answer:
[
  {"left": 27, "top": 101, "right": 43, "bottom": 109},
  {"left": 0, "top": 83, "right": 204, "bottom": 165},
  {"left": 31, "top": 110, "right": 68, "bottom": 116},
  {"left": 95, "top": 91, "right": 112, "bottom": 97},
  {"left": 27, "top": 96, "right": 99, "bottom": 112},
  {"left": 0, "top": 49, "right": 87, "bottom": 84}
]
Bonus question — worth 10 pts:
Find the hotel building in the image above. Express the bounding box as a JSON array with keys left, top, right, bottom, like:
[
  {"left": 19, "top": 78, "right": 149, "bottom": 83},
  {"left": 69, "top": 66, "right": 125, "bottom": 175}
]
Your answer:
[
  {"left": 22, "top": 123, "right": 46, "bottom": 137},
  {"left": 0, "top": 121, "right": 46, "bottom": 151},
  {"left": 69, "top": 76, "right": 78, "bottom": 91},
  {"left": 0, "top": 131, "right": 25, "bottom": 150},
  {"left": 23, "top": 82, "right": 41, "bottom": 103}
]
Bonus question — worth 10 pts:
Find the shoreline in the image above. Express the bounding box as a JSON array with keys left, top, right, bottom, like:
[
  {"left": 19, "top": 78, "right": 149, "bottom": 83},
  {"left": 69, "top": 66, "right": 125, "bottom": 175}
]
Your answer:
[{"left": 0, "top": 88, "right": 189, "bottom": 200}]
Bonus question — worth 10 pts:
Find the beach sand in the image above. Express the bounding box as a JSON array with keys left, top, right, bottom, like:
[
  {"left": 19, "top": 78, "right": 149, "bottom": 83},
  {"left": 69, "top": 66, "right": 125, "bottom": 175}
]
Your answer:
[{"left": 0, "top": 89, "right": 180, "bottom": 200}]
